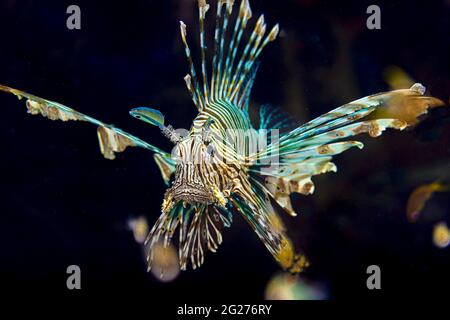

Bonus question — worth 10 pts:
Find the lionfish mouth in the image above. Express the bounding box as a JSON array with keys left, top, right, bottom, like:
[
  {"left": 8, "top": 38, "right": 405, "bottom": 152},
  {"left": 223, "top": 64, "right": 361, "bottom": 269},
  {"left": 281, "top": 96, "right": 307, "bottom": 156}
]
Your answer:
[{"left": 172, "top": 184, "right": 213, "bottom": 205}]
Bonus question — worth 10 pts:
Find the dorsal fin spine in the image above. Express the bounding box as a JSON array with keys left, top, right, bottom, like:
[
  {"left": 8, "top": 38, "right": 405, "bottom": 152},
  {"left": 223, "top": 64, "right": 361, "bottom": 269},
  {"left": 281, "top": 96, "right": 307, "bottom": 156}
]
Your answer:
[
  {"left": 214, "top": 6, "right": 230, "bottom": 101},
  {"left": 237, "top": 62, "right": 259, "bottom": 111},
  {"left": 180, "top": 21, "right": 205, "bottom": 111},
  {"left": 184, "top": 74, "right": 199, "bottom": 108},
  {"left": 228, "top": 15, "right": 264, "bottom": 101},
  {"left": 216, "top": 9, "right": 231, "bottom": 100},
  {"left": 181, "top": 0, "right": 278, "bottom": 111},
  {"left": 220, "top": 0, "right": 251, "bottom": 99},
  {"left": 210, "top": 2, "right": 224, "bottom": 101},
  {"left": 234, "top": 24, "right": 279, "bottom": 106},
  {"left": 198, "top": 0, "right": 211, "bottom": 103},
  {"left": 256, "top": 24, "right": 279, "bottom": 57},
  {"left": 219, "top": 15, "right": 241, "bottom": 99},
  {"left": 230, "top": 15, "right": 266, "bottom": 102}
]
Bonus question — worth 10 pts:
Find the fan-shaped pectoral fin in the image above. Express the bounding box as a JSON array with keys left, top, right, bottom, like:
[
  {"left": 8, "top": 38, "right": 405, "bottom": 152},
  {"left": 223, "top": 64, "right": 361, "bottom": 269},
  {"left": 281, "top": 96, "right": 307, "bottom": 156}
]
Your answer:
[
  {"left": 162, "top": 189, "right": 175, "bottom": 214},
  {"left": 230, "top": 193, "right": 309, "bottom": 273},
  {"left": 154, "top": 154, "right": 176, "bottom": 186},
  {"left": 275, "top": 235, "right": 310, "bottom": 274},
  {"left": 0, "top": 85, "right": 169, "bottom": 160}
]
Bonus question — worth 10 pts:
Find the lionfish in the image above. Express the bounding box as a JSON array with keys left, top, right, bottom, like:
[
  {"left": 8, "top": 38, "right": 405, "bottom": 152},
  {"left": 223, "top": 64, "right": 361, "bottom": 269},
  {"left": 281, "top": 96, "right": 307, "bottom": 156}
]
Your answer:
[{"left": 0, "top": 0, "right": 444, "bottom": 273}]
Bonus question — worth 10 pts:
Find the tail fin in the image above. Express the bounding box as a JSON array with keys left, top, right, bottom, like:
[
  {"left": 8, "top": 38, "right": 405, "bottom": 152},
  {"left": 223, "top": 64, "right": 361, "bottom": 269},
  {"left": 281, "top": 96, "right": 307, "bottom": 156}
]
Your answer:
[{"left": 180, "top": 0, "right": 279, "bottom": 110}]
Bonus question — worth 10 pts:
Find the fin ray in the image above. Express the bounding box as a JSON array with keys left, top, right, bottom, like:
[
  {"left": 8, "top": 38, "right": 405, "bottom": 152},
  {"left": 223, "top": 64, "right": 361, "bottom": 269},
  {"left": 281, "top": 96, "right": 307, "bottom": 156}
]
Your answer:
[
  {"left": 0, "top": 85, "right": 168, "bottom": 160},
  {"left": 181, "top": 0, "right": 278, "bottom": 110}
]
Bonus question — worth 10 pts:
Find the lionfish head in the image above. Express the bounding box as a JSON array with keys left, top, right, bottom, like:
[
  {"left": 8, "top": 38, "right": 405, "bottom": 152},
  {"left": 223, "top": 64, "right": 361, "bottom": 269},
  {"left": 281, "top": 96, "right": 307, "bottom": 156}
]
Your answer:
[
  {"left": 140, "top": 114, "right": 228, "bottom": 211},
  {"left": 169, "top": 118, "right": 225, "bottom": 207},
  {"left": 171, "top": 145, "right": 214, "bottom": 204},
  {"left": 130, "top": 108, "right": 228, "bottom": 210}
]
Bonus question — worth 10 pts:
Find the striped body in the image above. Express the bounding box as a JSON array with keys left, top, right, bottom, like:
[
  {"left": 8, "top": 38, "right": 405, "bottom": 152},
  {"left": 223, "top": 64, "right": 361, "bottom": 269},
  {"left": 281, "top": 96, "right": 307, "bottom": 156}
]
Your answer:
[{"left": 167, "top": 99, "right": 258, "bottom": 205}]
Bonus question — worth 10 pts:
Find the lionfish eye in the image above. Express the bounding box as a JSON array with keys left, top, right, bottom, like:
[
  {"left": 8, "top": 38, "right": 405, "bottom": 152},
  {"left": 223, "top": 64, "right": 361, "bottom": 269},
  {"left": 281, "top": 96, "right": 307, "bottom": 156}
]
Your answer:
[
  {"left": 202, "top": 118, "right": 215, "bottom": 144},
  {"left": 206, "top": 145, "right": 215, "bottom": 157}
]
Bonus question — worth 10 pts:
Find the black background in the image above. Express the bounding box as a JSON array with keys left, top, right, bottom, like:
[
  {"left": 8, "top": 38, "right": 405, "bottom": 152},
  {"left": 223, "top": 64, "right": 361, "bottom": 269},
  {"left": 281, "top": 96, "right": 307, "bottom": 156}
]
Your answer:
[{"left": 0, "top": 0, "right": 449, "bottom": 302}]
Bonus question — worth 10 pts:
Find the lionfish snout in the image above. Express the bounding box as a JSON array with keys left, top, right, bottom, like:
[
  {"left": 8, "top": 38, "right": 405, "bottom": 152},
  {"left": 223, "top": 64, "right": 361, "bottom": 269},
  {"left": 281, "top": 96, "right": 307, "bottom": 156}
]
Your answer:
[
  {"left": 172, "top": 183, "right": 213, "bottom": 205},
  {"left": 171, "top": 163, "right": 215, "bottom": 205}
]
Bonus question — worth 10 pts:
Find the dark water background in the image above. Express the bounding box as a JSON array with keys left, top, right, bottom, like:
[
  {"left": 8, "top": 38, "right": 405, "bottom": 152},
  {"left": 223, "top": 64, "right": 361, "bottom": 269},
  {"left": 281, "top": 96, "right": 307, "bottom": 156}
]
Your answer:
[{"left": 0, "top": 0, "right": 449, "bottom": 300}]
